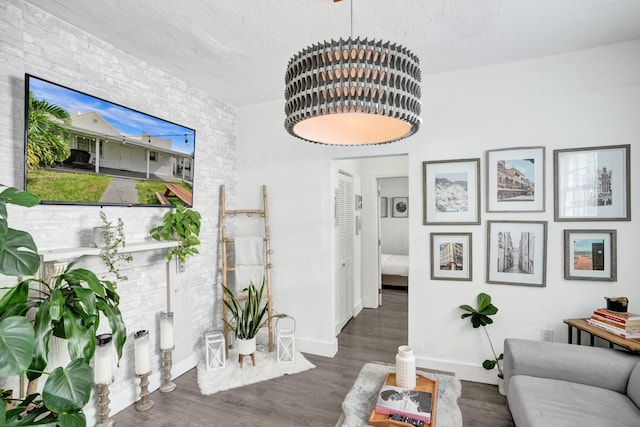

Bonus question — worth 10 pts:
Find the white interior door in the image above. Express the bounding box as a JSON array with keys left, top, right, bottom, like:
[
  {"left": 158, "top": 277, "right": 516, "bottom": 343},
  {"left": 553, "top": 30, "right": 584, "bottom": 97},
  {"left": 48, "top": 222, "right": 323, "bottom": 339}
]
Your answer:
[{"left": 335, "top": 170, "right": 354, "bottom": 333}]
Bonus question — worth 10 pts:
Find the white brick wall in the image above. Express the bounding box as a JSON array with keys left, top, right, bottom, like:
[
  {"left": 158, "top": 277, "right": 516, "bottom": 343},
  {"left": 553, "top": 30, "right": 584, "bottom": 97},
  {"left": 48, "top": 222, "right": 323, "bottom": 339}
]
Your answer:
[{"left": 0, "top": 0, "right": 237, "bottom": 420}]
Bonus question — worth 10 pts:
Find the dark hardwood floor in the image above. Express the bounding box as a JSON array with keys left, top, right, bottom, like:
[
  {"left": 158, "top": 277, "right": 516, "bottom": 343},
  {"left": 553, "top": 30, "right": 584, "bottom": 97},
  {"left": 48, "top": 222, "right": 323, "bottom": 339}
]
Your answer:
[{"left": 112, "top": 289, "right": 514, "bottom": 426}]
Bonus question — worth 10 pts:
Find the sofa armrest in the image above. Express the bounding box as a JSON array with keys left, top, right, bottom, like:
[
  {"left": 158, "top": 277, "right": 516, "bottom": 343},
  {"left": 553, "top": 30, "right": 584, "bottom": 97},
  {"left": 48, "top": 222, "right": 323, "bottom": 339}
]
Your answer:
[{"left": 503, "top": 338, "right": 640, "bottom": 395}]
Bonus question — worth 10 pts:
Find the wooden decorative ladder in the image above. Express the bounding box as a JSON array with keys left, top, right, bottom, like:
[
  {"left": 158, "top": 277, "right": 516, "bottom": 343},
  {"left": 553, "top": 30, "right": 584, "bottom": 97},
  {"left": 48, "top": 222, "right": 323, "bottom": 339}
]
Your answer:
[{"left": 219, "top": 184, "right": 274, "bottom": 353}]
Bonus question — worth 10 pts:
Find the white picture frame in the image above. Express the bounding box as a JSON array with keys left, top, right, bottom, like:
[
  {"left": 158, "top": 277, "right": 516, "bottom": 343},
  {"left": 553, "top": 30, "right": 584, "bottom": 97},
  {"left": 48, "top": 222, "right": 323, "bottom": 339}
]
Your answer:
[{"left": 486, "top": 146, "right": 545, "bottom": 212}]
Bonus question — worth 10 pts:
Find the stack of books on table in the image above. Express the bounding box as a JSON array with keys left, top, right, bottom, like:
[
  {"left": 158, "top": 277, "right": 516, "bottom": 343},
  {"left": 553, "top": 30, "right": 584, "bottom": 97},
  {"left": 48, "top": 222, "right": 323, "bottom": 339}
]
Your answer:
[
  {"left": 374, "top": 384, "right": 432, "bottom": 427},
  {"left": 586, "top": 308, "right": 640, "bottom": 339}
]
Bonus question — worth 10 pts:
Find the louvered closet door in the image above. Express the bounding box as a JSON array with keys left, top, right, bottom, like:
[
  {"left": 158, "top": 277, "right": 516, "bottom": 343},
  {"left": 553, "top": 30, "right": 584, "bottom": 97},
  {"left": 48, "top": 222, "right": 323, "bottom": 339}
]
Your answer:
[{"left": 336, "top": 170, "right": 354, "bottom": 333}]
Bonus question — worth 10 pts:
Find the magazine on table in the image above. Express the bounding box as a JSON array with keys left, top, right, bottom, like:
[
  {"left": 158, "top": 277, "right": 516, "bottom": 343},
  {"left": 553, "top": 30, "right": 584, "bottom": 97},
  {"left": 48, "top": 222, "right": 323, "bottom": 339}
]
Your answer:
[{"left": 374, "top": 384, "right": 432, "bottom": 423}]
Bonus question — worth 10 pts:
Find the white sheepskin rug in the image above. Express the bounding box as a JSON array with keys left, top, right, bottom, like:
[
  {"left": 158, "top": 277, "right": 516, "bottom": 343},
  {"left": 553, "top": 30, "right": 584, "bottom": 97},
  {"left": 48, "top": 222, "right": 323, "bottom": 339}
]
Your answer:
[{"left": 196, "top": 349, "right": 315, "bottom": 395}]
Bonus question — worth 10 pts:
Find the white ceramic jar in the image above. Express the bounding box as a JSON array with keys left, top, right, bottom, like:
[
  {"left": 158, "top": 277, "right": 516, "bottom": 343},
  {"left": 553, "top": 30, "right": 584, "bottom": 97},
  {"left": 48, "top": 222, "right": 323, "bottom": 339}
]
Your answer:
[{"left": 395, "top": 345, "right": 416, "bottom": 389}]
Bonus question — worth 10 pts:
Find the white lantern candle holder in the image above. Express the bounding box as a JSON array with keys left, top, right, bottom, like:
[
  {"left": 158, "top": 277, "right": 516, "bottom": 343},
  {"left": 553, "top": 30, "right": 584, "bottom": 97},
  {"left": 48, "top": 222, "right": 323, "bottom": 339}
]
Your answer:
[
  {"left": 133, "top": 330, "right": 153, "bottom": 411},
  {"left": 204, "top": 330, "right": 225, "bottom": 370},
  {"left": 94, "top": 334, "right": 114, "bottom": 427},
  {"left": 276, "top": 316, "right": 295, "bottom": 363},
  {"left": 159, "top": 311, "right": 176, "bottom": 392}
]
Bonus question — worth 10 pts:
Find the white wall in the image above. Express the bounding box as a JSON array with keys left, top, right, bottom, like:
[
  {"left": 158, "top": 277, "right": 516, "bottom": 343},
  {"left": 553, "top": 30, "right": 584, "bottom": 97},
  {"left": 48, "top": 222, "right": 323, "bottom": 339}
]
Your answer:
[
  {"left": 380, "top": 177, "right": 409, "bottom": 255},
  {"left": 0, "top": 1, "right": 236, "bottom": 421},
  {"left": 237, "top": 40, "right": 640, "bottom": 382}
]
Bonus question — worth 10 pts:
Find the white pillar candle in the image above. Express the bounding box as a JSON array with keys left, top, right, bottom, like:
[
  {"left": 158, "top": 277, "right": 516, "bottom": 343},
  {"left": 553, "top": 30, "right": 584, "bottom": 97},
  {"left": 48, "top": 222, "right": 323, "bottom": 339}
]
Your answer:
[
  {"left": 160, "top": 312, "right": 174, "bottom": 350},
  {"left": 94, "top": 334, "right": 113, "bottom": 384},
  {"left": 134, "top": 330, "right": 151, "bottom": 375}
]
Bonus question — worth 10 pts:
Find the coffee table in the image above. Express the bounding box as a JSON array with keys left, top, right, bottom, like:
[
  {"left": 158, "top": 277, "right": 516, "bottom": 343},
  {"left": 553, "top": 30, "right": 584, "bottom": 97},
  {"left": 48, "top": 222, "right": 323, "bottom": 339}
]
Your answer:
[{"left": 337, "top": 363, "right": 462, "bottom": 427}]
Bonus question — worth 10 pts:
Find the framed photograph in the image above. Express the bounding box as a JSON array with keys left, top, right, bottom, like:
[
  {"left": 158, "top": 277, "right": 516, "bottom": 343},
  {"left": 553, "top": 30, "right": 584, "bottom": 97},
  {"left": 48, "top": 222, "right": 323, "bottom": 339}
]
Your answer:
[
  {"left": 423, "top": 159, "right": 480, "bottom": 225},
  {"left": 564, "top": 230, "right": 617, "bottom": 281},
  {"left": 554, "top": 144, "right": 630, "bottom": 221},
  {"left": 392, "top": 197, "right": 408, "bottom": 218},
  {"left": 486, "top": 146, "right": 545, "bottom": 212},
  {"left": 380, "top": 197, "right": 388, "bottom": 218},
  {"left": 486, "top": 220, "right": 547, "bottom": 287},
  {"left": 355, "top": 194, "right": 362, "bottom": 211},
  {"left": 430, "top": 232, "right": 472, "bottom": 281}
]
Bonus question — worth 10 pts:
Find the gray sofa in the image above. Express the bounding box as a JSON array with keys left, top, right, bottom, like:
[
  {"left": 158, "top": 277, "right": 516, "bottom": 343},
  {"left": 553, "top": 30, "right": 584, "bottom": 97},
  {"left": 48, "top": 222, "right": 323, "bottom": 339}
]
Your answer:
[{"left": 503, "top": 338, "right": 640, "bottom": 426}]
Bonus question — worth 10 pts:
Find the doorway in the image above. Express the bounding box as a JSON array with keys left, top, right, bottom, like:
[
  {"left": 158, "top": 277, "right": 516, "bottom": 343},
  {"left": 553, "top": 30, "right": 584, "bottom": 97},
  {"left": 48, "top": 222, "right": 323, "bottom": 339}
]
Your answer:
[{"left": 333, "top": 155, "right": 408, "bottom": 320}]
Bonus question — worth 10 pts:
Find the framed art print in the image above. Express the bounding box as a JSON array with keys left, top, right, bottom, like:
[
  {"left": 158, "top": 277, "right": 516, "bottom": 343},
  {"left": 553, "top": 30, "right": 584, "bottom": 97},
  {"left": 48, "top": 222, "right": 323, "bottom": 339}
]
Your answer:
[
  {"left": 486, "top": 146, "right": 545, "bottom": 212},
  {"left": 554, "top": 144, "right": 630, "bottom": 221},
  {"left": 486, "top": 220, "right": 547, "bottom": 287},
  {"left": 423, "top": 158, "right": 480, "bottom": 225},
  {"left": 430, "top": 232, "right": 472, "bottom": 281},
  {"left": 392, "top": 197, "right": 408, "bottom": 218},
  {"left": 380, "top": 197, "right": 388, "bottom": 218},
  {"left": 564, "top": 229, "right": 617, "bottom": 281}
]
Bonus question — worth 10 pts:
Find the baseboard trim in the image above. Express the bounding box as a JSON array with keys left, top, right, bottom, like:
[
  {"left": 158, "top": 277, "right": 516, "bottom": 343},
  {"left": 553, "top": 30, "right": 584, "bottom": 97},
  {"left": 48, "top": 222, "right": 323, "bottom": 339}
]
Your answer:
[
  {"left": 297, "top": 336, "right": 338, "bottom": 357},
  {"left": 415, "top": 356, "right": 498, "bottom": 385}
]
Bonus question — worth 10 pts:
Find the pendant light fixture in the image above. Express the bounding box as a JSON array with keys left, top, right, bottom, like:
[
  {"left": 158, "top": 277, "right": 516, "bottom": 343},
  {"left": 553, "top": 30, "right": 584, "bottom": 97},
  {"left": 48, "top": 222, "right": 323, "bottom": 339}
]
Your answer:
[{"left": 284, "top": 0, "right": 421, "bottom": 145}]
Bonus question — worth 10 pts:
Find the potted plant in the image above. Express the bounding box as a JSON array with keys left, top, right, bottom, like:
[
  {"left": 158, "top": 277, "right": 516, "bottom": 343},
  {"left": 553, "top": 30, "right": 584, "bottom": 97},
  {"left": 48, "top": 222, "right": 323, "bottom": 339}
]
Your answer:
[
  {"left": 459, "top": 292, "right": 505, "bottom": 394},
  {"left": 149, "top": 204, "right": 201, "bottom": 264},
  {"left": 222, "top": 279, "right": 286, "bottom": 359},
  {"left": 0, "top": 184, "right": 126, "bottom": 426},
  {"left": 96, "top": 210, "right": 133, "bottom": 284}
]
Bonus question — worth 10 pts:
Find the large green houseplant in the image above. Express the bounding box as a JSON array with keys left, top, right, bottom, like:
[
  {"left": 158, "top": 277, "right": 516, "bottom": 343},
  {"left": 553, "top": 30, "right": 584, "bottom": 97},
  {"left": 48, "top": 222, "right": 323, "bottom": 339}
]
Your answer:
[
  {"left": 149, "top": 204, "right": 201, "bottom": 264},
  {"left": 459, "top": 292, "right": 504, "bottom": 378},
  {"left": 222, "top": 279, "right": 285, "bottom": 356},
  {"left": 0, "top": 184, "right": 126, "bottom": 426}
]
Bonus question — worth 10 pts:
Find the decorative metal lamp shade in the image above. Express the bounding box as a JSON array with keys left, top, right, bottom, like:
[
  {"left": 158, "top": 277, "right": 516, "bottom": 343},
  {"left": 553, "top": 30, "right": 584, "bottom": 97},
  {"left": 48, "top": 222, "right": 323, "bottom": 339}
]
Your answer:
[{"left": 285, "top": 37, "right": 421, "bottom": 145}]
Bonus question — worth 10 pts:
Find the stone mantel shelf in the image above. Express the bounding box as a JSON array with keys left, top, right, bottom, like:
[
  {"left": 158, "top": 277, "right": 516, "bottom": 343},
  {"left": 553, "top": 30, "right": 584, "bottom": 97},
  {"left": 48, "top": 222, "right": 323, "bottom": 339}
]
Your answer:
[{"left": 39, "top": 240, "right": 178, "bottom": 263}]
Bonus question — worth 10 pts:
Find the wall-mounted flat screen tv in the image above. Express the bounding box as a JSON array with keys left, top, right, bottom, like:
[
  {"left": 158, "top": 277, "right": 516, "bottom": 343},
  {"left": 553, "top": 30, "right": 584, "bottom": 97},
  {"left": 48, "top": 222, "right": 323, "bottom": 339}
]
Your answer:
[{"left": 24, "top": 74, "right": 195, "bottom": 207}]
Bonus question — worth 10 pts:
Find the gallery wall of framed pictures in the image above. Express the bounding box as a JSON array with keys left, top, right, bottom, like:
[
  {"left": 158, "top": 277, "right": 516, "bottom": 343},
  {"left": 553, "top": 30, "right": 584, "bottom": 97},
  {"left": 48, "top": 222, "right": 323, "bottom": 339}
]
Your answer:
[{"left": 424, "top": 143, "right": 630, "bottom": 285}]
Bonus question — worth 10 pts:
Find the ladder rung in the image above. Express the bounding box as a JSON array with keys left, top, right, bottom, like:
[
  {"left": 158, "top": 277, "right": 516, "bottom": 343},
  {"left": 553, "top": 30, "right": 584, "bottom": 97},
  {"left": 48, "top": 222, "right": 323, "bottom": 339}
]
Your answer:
[
  {"left": 225, "top": 209, "right": 265, "bottom": 216},
  {"left": 224, "top": 294, "right": 270, "bottom": 302}
]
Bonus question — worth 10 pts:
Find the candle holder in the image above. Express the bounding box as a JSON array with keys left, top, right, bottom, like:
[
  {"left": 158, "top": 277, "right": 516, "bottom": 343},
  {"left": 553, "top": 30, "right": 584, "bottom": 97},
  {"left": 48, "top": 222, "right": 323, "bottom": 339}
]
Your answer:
[
  {"left": 95, "top": 380, "right": 114, "bottom": 427},
  {"left": 159, "top": 346, "right": 176, "bottom": 392},
  {"left": 204, "top": 330, "right": 225, "bottom": 370},
  {"left": 276, "top": 316, "right": 296, "bottom": 363},
  {"left": 135, "top": 371, "right": 153, "bottom": 411},
  {"left": 94, "top": 334, "right": 114, "bottom": 427},
  {"left": 159, "top": 311, "right": 176, "bottom": 392}
]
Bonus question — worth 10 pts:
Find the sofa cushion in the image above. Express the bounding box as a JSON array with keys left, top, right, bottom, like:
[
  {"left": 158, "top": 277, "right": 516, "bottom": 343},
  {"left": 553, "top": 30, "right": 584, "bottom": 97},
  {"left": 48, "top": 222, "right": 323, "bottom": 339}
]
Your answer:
[
  {"left": 504, "top": 339, "right": 640, "bottom": 394},
  {"left": 628, "top": 362, "right": 640, "bottom": 408},
  {"left": 508, "top": 375, "right": 640, "bottom": 427}
]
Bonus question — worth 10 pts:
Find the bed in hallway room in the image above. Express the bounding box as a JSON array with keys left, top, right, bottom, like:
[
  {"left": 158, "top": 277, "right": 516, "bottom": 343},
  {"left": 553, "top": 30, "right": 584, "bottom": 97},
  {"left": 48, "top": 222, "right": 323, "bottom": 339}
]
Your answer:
[{"left": 381, "top": 253, "right": 408, "bottom": 289}]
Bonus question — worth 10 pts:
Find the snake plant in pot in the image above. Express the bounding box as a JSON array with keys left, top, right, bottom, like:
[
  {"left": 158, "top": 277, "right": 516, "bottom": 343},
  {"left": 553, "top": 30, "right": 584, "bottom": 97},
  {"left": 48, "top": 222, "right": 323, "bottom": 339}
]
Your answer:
[
  {"left": 222, "top": 279, "right": 286, "bottom": 357},
  {"left": 0, "top": 184, "right": 126, "bottom": 426},
  {"left": 459, "top": 292, "right": 504, "bottom": 392}
]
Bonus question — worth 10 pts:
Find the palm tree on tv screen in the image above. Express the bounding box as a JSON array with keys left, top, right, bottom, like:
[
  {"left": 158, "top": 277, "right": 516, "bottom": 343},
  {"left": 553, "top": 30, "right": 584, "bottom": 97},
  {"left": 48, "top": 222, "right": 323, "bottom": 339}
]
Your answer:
[{"left": 26, "top": 91, "right": 72, "bottom": 169}]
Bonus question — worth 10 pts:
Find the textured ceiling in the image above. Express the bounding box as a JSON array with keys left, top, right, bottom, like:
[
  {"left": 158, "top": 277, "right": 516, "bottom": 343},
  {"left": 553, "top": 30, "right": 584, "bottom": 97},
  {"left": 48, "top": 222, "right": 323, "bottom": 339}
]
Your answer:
[{"left": 24, "top": 0, "right": 640, "bottom": 108}]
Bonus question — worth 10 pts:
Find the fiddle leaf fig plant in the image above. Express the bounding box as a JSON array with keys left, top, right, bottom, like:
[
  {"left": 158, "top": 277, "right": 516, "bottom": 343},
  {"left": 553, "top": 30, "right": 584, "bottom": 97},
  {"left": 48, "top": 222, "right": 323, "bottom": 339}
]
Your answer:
[
  {"left": 459, "top": 292, "right": 504, "bottom": 377},
  {"left": 0, "top": 184, "right": 126, "bottom": 426},
  {"left": 149, "top": 204, "right": 201, "bottom": 263}
]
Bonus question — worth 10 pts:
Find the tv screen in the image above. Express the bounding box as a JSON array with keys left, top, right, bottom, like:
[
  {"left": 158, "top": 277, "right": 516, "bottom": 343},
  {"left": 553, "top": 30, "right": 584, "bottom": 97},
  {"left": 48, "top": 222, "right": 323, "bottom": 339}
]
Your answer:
[{"left": 24, "top": 74, "right": 195, "bottom": 207}]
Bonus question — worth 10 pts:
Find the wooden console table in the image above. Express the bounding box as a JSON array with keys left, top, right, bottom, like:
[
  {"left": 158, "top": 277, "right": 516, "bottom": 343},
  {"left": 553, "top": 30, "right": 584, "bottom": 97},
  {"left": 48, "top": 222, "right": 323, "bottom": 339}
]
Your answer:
[{"left": 563, "top": 318, "right": 640, "bottom": 352}]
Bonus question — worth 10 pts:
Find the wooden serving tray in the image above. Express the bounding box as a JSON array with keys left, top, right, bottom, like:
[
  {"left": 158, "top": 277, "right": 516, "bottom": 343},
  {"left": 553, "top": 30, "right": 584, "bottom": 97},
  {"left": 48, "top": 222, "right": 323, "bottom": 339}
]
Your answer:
[{"left": 368, "top": 372, "right": 438, "bottom": 427}]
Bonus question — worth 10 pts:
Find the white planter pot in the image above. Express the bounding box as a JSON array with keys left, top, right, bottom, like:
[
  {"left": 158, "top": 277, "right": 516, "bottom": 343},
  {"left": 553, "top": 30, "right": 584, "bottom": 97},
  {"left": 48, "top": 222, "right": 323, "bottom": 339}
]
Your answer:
[
  {"left": 93, "top": 226, "right": 114, "bottom": 248},
  {"left": 497, "top": 375, "right": 506, "bottom": 396},
  {"left": 236, "top": 337, "right": 256, "bottom": 355}
]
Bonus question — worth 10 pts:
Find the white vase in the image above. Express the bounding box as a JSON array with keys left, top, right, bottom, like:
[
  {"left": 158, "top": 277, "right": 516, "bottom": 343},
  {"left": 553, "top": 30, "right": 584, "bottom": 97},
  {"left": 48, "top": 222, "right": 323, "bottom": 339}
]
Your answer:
[
  {"left": 395, "top": 345, "right": 416, "bottom": 389},
  {"left": 93, "top": 226, "right": 114, "bottom": 248},
  {"left": 236, "top": 337, "right": 256, "bottom": 355}
]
